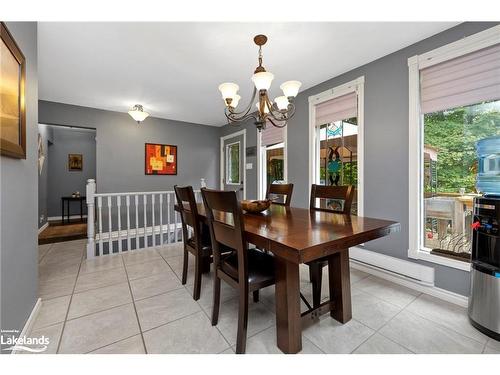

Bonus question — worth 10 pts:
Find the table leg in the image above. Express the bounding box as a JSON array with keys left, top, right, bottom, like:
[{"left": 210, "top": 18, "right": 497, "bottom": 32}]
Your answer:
[
  {"left": 274, "top": 256, "right": 302, "bottom": 354},
  {"left": 81, "top": 199, "right": 83, "bottom": 222},
  {"left": 61, "top": 199, "right": 64, "bottom": 224},
  {"left": 328, "top": 248, "right": 352, "bottom": 323},
  {"left": 67, "top": 200, "right": 70, "bottom": 224}
]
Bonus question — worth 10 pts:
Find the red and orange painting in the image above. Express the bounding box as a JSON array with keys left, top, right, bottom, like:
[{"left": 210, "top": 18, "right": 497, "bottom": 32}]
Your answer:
[{"left": 145, "top": 143, "right": 177, "bottom": 175}]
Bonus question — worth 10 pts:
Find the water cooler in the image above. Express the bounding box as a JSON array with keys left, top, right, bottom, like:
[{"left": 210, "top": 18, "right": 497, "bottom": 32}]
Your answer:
[{"left": 468, "top": 136, "right": 500, "bottom": 341}]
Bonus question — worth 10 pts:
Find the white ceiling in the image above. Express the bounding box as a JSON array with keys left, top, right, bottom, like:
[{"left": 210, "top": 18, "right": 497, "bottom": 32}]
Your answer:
[{"left": 38, "top": 22, "right": 458, "bottom": 126}]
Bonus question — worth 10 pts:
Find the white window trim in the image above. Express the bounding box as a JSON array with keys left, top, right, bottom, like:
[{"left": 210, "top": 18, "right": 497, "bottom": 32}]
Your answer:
[
  {"left": 407, "top": 25, "right": 499, "bottom": 272},
  {"left": 220, "top": 128, "right": 246, "bottom": 199},
  {"left": 308, "top": 76, "right": 365, "bottom": 217},
  {"left": 257, "top": 126, "right": 288, "bottom": 200}
]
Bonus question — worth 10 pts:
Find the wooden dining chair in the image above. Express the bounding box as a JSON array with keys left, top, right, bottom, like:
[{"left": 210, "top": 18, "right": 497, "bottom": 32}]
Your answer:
[
  {"left": 174, "top": 185, "right": 213, "bottom": 301},
  {"left": 307, "top": 184, "right": 355, "bottom": 307},
  {"left": 201, "top": 188, "right": 275, "bottom": 354},
  {"left": 266, "top": 183, "right": 294, "bottom": 206}
]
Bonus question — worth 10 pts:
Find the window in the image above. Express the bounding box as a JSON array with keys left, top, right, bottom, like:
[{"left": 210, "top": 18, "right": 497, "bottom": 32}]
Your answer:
[
  {"left": 258, "top": 125, "right": 287, "bottom": 200},
  {"left": 309, "top": 77, "right": 364, "bottom": 216},
  {"left": 408, "top": 25, "right": 500, "bottom": 270},
  {"left": 226, "top": 141, "right": 240, "bottom": 184}
]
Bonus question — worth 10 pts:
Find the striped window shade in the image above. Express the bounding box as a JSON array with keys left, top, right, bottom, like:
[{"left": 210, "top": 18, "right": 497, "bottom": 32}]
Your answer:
[
  {"left": 261, "top": 124, "right": 284, "bottom": 147},
  {"left": 420, "top": 43, "right": 500, "bottom": 114},
  {"left": 315, "top": 92, "right": 357, "bottom": 126}
]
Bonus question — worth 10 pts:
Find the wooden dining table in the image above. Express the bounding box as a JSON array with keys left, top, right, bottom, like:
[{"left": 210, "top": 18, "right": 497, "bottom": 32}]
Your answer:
[{"left": 177, "top": 203, "right": 400, "bottom": 353}]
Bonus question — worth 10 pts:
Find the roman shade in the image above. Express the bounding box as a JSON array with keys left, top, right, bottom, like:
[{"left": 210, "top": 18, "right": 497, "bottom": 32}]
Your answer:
[
  {"left": 315, "top": 92, "right": 357, "bottom": 126},
  {"left": 261, "top": 124, "right": 284, "bottom": 147},
  {"left": 420, "top": 43, "right": 500, "bottom": 114}
]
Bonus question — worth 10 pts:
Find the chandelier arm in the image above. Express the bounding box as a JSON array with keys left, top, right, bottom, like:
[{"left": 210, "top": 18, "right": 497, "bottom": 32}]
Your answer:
[
  {"left": 265, "top": 95, "right": 296, "bottom": 122},
  {"left": 266, "top": 116, "right": 287, "bottom": 128},
  {"left": 225, "top": 110, "right": 258, "bottom": 124},
  {"left": 227, "top": 87, "right": 258, "bottom": 118}
]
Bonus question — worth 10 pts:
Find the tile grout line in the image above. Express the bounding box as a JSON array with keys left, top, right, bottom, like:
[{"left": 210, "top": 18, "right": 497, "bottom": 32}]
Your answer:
[
  {"left": 83, "top": 333, "right": 142, "bottom": 354},
  {"left": 120, "top": 254, "right": 148, "bottom": 354},
  {"left": 54, "top": 247, "right": 86, "bottom": 354}
]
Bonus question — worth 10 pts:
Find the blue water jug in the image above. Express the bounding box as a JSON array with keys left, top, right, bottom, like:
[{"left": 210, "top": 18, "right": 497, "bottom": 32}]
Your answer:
[{"left": 476, "top": 135, "right": 500, "bottom": 196}]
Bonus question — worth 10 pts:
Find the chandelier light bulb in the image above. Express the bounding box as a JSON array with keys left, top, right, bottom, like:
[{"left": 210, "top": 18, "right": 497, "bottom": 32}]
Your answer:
[
  {"left": 251, "top": 71, "right": 274, "bottom": 91},
  {"left": 218, "top": 82, "right": 239, "bottom": 101},
  {"left": 230, "top": 94, "right": 241, "bottom": 108},
  {"left": 280, "top": 80, "right": 302, "bottom": 98},
  {"left": 274, "top": 96, "right": 289, "bottom": 110}
]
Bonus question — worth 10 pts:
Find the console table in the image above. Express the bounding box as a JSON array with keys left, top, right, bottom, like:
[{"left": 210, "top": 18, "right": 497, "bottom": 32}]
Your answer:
[{"left": 61, "top": 196, "right": 86, "bottom": 224}]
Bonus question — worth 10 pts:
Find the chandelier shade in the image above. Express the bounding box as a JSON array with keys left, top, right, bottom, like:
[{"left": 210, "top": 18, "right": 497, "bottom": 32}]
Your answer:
[{"left": 218, "top": 34, "right": 301, "bottom": 131}]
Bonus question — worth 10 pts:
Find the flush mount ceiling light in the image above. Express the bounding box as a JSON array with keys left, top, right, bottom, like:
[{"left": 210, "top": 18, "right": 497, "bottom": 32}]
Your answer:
[
  {"left": 218, "top": 34, "right": 302, "bottom": 131},
  {"left": 128, "top": 104, "right": 150, "bottom": 124}
]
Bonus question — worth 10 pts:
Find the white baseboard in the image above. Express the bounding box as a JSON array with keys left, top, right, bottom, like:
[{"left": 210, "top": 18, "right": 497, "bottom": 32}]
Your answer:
[
  {"left": 37, "top": 222, "right": 49, "bottom": 234},
  {"left": 48, "top": 215, "right": 87, "bottom": 221},
  {"left": 11, "top": 298, "right": 42, "bottom": 354},
  {"left": 350, "top": 256, "right": 468, "bottom": 308}
]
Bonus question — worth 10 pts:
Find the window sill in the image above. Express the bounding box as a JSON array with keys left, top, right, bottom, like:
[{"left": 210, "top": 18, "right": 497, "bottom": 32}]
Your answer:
[{"left": 408, "top": 249, "right": 471, "bottom": 272}]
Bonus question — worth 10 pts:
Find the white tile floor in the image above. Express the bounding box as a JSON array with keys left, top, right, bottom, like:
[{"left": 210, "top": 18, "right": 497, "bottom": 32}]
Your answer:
[{"left": 28, "top": 240, "right": 500, "bottom": 354}]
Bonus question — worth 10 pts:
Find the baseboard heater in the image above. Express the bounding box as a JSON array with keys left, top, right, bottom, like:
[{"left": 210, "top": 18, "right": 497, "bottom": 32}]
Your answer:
[{"left": 349, "top": 246, "right": 435, "bottom": 286}]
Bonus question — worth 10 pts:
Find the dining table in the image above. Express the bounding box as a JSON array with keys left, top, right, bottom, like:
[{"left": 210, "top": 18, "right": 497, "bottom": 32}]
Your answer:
[{"left": 176, "top": 202, "right": 400, "bottom": 353}]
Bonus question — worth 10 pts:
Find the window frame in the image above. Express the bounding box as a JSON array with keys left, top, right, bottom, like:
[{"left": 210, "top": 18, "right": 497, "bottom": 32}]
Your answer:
[
  {"left": 308, "top": 76, "right": 365, "bottom": 217},
  {"left": 225, "top": 140, "right": 241, "bottom": 186},
  {"left": 407, "top": 25, "right": 500, "bottom": 271}
]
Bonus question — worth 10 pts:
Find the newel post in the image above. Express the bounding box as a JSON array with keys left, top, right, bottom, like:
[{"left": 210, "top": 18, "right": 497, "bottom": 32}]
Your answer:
[{"left": 86, "top": 179, "right": 96, "bottom": 259}]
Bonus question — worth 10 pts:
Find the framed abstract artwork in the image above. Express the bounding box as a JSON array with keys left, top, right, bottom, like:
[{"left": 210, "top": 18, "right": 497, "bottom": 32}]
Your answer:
[
  {"left": 68, "top": 154, "right": 83, "bottom": 171},
  {"left": 0, "top": 22, "right": 26, "bottom": 159},
  {"left": 145, "top": 143, "right": 177, "bottom": 175}
]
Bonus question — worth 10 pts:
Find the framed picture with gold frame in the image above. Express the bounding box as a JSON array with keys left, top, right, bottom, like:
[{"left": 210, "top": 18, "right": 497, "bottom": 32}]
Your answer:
[
  {"left": 0, "top": 22, "right": 26, "bottom": 159},
  {"left": 68, "top": 154, "right": 83, "bottom": 171}
]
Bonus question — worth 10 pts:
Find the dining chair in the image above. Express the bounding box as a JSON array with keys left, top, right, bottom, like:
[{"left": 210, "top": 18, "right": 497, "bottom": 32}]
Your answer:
[
  {"left": 266, "top": 183, "right": 294, "bottom": 206},
  {"left": 201, "top": 188, "right": 275, "bottom": 354},
  {"left": 174, "top": 185, "right": 213, "bottom": 301},
  {"left": 307, "top": 184, "right": 355, "bottom": 307}
]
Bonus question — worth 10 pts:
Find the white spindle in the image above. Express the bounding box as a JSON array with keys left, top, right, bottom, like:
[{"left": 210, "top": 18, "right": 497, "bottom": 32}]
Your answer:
[
  {"left": 167, "top": 193, "right": 171, "bottom": 244},
  {"left": 143, "top": 194, "right": 147, "bottom": 248},
  {"left": 151, "top": 194, "right": 156, "bottom": 247},
  {"left": 159, "top": 194, "right": 163, "bottom": 247},
  {"left": 86, "top": 179, "right": 96, "bottom": 259},
  {"left": 135, "top": 195, "right": 139, "bottom": 250},
  {"left": 126, "top": 195, "right": 131, "bottom": 251},
  {"left": 98, "top": 196, "right": 103, "bottom": 255},
  {"left": 117, "top": 195, "right": 122, "bottom": 253},
  {"left": 107, "top": 196, "right": 112, "bottom": 254}
]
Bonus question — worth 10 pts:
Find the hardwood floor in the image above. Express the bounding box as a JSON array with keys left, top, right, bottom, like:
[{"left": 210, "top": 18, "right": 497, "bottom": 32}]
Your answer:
[{"left": 39, "top": 221, "right": 87, "bottom": 244}]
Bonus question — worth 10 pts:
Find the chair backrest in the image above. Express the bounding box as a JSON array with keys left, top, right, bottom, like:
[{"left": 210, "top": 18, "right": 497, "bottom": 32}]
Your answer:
[
  {"left": 266, "top": 183, "right": 294, "bottom": 206},
  {"left": 309, "top": 184, "right": 355, "bottom": 214},
  {"left": 174, "top": 185, "right": 202, "bottom": 249},
  {"left": 201, "top": 188, "right": 247, "bottom": 283}
]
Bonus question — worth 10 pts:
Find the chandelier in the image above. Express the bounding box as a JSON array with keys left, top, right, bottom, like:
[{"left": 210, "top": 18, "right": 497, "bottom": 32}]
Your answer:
[{"left": 218, "top": 35, "right": 302, "bottom": 131}]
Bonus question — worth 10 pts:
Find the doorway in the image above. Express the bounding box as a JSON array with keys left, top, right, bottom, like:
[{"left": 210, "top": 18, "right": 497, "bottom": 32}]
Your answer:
[
  {"left": 257, "top": 126, "right": 287, "bottom": 200},
  {"left": 220, "top": 129, "right": 246, "bottom": 200},
  {"left": 38, "top": 123, "right": 96, "bottom": 244}
]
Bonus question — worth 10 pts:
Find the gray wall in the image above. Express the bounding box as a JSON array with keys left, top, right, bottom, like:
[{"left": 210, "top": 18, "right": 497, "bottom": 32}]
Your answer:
[
  {"left": 0, "top": 22, "right": 38, "bottom": 347},
  {"left": 46, "top": 126, "right": 96, "bottom": 217},
  {"left": 38, "top": 101, "right": 220, "bottom": 195},
  {"left": 220, "top": 22, "right": 498, "bottom": 296},
  {"left": 37, "top": 124, "right": 53, "bottom": 228}
]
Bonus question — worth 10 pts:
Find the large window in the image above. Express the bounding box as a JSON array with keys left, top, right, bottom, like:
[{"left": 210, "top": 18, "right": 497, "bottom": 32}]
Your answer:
[
  {"left": 309, "top": 77, "right": 364, "bottom": 216},
  {"left": 408, "top": 26, "right": 500, "bottom": 270}
]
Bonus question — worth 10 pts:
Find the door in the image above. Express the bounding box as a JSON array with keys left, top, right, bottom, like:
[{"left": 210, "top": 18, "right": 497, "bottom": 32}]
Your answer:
[{"left": 221, "top": 131, "right": 245, "bottom": 199}]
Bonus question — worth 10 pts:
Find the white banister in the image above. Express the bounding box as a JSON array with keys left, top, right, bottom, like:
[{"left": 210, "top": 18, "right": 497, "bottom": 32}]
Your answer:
[
  {"left": 86, "top": 181, "right": 199, "bottom": 258},
  {"left": 86, "top": 179, "right": 96, "bottom": 259}
]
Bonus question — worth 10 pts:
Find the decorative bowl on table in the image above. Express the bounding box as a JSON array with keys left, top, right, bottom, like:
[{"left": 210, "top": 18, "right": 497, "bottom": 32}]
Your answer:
[{"left": 241, "top": 199, "right": 271, "bottom": 213}]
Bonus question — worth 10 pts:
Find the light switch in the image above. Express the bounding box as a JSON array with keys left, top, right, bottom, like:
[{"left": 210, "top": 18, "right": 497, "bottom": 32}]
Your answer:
[{"left": 246, "top": 163, "right": 253, "bottom": 169}]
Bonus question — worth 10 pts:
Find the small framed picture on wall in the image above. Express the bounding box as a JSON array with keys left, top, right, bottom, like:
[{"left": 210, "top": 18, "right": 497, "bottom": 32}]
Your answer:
[
  {"left": 145, "top": 143, "right": 177, "bottom": 175},
  {"left": 68, "top": 154, "right": 83, "bottom": 171}
]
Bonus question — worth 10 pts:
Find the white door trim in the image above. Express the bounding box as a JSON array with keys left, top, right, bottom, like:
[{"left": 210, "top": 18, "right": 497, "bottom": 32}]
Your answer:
[
  {"left": 220, "top": 128, "right": 247, "bottom": 199},
  {"left": 308, "top": 76, "right": 365, "bottom": 216}
]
